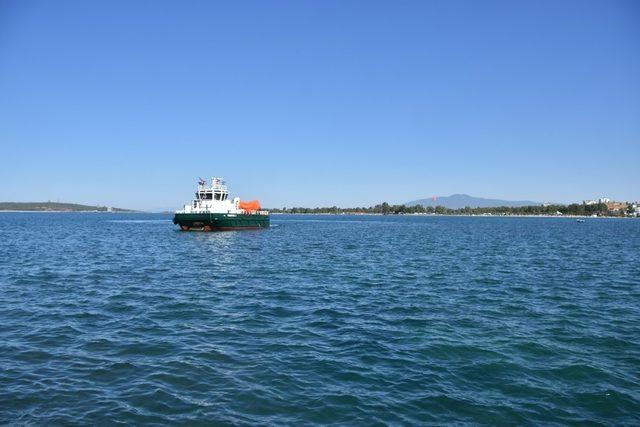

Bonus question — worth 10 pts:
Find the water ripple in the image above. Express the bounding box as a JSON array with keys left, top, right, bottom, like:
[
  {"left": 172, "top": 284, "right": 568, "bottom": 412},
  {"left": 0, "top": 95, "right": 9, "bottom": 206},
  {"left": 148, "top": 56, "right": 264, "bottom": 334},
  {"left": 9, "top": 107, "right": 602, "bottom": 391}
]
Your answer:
[{"left": 0, "top": 213, "right": 639, "bottom": 424}]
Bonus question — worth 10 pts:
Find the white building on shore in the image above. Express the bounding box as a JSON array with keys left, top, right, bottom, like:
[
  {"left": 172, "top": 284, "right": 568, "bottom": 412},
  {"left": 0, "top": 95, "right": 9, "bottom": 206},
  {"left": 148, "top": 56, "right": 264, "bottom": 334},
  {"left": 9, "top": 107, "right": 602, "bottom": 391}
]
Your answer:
[{"left": 583, "top": 197, "right": 612, "bottom": 206}]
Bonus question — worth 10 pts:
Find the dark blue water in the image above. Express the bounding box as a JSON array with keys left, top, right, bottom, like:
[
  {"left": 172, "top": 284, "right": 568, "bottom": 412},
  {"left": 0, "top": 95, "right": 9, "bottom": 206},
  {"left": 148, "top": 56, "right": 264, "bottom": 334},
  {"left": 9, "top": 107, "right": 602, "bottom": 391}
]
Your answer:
[{"left": 1, "top": 213, "right": 639, "bottom": 424}]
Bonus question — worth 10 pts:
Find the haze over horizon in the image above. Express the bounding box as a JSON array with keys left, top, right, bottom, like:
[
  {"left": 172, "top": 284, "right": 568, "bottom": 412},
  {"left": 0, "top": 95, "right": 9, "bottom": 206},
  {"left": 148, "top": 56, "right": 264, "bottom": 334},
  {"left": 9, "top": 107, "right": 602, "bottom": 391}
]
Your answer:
[{"left": 1, "top": 1, "right": 639, "bottom": 210}]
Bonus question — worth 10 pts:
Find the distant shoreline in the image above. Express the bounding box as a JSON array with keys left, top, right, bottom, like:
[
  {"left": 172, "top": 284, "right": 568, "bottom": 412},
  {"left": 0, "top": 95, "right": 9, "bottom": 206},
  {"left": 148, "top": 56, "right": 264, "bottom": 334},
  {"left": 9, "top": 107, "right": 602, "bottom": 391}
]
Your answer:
[
  {"left": 269, "top": 200, "right": 637, "bottom": 218},
  {"left": 0, "top": 202, "right": 138, "bottom": 213},
  {"left": 0, "top": 210, "right": 146, "bottom": 213},
  {"left": 1, "top": 211, "right": 631, "bottom": 218},
  {"left": 270, "top": 212, "right": 635, "bottom": 219}
]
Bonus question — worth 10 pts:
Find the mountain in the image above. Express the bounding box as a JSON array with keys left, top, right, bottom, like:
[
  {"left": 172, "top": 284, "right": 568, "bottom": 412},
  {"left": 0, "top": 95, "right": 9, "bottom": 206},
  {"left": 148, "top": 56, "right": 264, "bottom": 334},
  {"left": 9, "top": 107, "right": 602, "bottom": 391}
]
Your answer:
[
  {"left": 406, "top": 194, "right": 540, "bottom": 209},
  {"left": 0, "top": 202, "right": 138, "bottom": 212}
]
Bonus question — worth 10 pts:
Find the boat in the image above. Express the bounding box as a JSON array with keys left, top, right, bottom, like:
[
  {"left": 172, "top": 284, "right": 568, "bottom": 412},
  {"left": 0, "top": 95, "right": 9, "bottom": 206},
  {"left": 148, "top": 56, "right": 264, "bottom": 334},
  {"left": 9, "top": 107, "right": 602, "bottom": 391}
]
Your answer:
[
  {"left": 576, "top": 219, "right": 585, "bottom": 223},
  {"left": 173, "top": 178, "right": 269, "bottom": 231}
]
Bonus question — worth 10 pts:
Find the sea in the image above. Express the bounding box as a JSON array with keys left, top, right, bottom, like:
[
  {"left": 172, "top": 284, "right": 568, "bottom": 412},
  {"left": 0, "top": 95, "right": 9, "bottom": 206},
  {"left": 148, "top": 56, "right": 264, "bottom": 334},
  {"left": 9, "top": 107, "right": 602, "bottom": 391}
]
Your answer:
[{"left": 0, "top": 212, "right": 639, "bottom": 425}]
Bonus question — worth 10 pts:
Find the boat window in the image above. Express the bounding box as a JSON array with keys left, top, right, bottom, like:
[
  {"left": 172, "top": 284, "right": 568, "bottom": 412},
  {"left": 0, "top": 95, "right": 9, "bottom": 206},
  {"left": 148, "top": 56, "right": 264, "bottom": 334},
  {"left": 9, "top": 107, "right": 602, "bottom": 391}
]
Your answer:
[{"left": 214, "top": 193, "right": 221, "bottom": 200}]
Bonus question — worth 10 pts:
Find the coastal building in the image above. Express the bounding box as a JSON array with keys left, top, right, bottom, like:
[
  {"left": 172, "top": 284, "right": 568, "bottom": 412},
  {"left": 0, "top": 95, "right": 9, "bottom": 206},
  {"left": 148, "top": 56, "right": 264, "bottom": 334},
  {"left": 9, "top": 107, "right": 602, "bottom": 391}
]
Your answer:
[
  {"left": 582, "top": 198, "right": 632, "bottom": 214},
  {"left": 605, "top": 201, "right": 628, "bottom": 212}
]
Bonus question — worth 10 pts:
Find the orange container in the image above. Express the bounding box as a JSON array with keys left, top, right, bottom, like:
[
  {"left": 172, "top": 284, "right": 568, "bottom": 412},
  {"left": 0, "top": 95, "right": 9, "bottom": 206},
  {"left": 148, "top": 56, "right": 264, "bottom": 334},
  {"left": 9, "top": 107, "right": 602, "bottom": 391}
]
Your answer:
[{"left": 239, "top": 200, "right": 261, "bottom": 211}]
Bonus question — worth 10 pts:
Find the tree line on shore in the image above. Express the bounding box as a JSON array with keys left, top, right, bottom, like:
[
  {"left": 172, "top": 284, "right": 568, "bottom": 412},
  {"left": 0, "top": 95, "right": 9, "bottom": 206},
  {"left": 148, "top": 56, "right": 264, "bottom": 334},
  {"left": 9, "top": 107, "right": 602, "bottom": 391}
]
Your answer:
[{"left": 270, "top": 202, "right": 631, "bottom": 216}]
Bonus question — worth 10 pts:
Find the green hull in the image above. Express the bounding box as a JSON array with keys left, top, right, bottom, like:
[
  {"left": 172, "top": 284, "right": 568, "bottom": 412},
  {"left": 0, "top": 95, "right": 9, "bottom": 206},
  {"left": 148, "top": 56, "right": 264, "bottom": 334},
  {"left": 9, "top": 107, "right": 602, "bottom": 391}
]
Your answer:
[{"left": 173, "top": 212, "right": 269, "bottom": 231}]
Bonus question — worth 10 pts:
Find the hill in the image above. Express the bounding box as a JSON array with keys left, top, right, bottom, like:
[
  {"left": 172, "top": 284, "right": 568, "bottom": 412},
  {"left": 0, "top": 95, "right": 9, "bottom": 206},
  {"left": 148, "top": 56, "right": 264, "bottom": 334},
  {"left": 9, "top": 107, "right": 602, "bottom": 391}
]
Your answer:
[
  {"left": 0, "top": 202, "right": 137, "bottom": 212},
  {"left": 406, "top": 194, "right": 540, "bottom": 209}
]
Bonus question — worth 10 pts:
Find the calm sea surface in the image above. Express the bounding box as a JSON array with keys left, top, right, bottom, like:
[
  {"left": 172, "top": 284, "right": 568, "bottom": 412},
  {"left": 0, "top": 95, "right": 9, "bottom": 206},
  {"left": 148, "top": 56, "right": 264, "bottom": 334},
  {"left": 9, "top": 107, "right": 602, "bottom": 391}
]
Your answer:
[{"left": 1, "top": 213, "right": 639, "bottom": 425}]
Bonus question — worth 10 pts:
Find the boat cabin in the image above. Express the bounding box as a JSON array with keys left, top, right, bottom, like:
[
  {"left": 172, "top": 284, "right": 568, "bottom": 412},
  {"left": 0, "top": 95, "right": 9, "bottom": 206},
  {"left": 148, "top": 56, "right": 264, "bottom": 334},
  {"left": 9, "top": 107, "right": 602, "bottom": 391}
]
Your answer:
[
  {"left": 179, "top": 177, "right": 245, "bottom": 214},
  {"left": 196, "top": 178, "right": 229, "bottom": 201},
  {"left": 176, "top": 177, "right": 266, "bottom": 216}
]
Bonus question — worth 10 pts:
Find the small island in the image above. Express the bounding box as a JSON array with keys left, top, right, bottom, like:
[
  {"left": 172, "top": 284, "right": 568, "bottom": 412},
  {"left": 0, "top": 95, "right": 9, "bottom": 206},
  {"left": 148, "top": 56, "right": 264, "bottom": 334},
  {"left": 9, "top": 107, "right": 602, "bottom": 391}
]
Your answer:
[{"left": 0, "top": 202, "right": 137, "bottom": 212}]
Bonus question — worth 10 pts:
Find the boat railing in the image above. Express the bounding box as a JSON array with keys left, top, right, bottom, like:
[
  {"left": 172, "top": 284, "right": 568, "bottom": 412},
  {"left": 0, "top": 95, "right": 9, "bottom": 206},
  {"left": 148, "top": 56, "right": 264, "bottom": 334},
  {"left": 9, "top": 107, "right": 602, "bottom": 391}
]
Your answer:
[{"left": 239, "top": 209, "right": 269, "bottom": 215}]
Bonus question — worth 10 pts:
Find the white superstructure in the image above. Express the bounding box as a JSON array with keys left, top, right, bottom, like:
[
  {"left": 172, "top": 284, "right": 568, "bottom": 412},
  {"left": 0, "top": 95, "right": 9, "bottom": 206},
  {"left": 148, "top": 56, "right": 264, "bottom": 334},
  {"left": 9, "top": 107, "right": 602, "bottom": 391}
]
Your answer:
[{"left": 177, "top": 178, "right": 242, "bottom": 214}]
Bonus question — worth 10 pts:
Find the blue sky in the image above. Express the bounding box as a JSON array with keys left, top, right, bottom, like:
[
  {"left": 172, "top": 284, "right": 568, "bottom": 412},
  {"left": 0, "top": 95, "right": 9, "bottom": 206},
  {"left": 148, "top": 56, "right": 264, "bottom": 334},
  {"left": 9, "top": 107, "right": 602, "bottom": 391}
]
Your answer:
[{"left": 1, "top": 0, "right": 638, "bottom": 210}]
